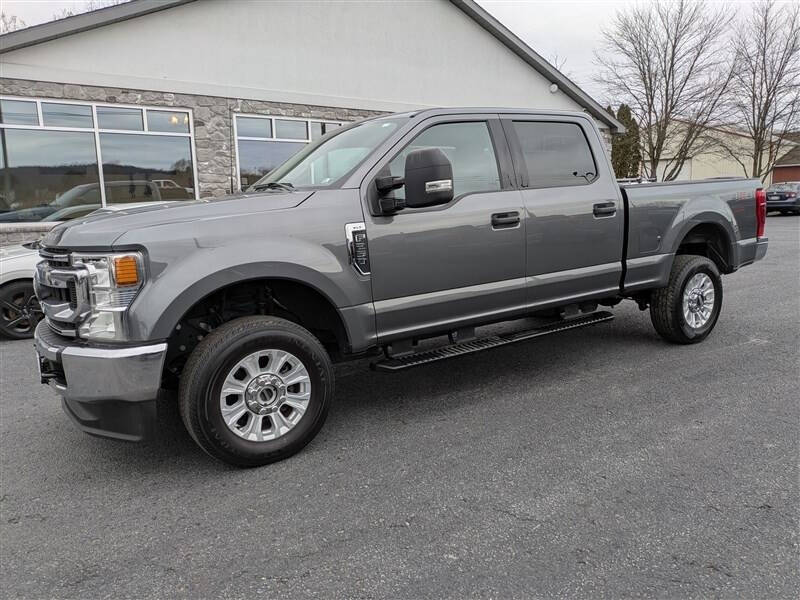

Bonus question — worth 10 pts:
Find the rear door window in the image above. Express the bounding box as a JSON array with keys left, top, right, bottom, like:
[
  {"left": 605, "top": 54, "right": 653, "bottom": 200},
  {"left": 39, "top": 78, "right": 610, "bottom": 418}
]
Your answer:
[{"left": 511, "top": 121, "right": 597, "bottom": 188}]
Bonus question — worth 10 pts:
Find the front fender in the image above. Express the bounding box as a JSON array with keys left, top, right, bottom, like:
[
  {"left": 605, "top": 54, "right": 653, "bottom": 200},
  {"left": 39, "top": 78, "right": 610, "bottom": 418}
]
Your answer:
[
  {"left": 128, "top": 240, "right": 369, "bottom": 340},
  {"left": 125, "top": 239, "right": 370, "bottom": 343},
  {"left": 112, "top": 189, "right": 373, "bottom": 345},
  {"left": 1, "top": 268, "right": 34, "bottom": 287}
]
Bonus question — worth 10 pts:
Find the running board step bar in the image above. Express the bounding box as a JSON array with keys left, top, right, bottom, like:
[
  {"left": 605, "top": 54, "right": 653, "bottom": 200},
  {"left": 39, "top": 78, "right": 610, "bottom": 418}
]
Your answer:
[{"left": 371, "top": 311, "right": 614, "bottom": 372}]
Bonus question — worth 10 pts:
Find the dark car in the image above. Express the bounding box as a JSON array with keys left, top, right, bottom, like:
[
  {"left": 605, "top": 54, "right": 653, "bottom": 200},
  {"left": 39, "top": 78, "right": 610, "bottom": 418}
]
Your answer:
[
  {"left": 0, "top": 181, "right": 162, "bottom": 223},
  {"left": 765, "top": 182, "right": 800, "bottom": 215}
]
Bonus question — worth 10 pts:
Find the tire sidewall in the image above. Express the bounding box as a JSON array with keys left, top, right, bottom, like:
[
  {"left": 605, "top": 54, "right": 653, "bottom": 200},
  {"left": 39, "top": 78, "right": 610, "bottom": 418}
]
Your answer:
[
  {"left": 674, "top": 260, "right": 723, "bottom": 342},
  {"left": 195, "top": 327, "right": 331, "bottom": 463}
]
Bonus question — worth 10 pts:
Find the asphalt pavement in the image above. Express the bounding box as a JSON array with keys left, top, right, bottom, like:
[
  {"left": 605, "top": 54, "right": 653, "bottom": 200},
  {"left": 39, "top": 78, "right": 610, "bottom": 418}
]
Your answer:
[{"left": 1, "top": 216, "right": 798, "bottom": 599}]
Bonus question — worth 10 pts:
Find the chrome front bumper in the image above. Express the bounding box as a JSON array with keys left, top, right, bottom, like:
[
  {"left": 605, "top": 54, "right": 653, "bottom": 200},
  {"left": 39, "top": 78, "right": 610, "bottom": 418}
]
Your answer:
[{"left": 34, "top": 322, "right": 167, "bottom": 441}]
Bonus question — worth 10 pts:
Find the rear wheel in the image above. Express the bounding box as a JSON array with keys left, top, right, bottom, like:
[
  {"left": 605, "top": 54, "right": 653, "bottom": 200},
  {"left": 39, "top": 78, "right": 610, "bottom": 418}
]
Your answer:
[
  {"left": 0, "top": 280, "right": 41, "bottom": 340},
  {"left": 650, "top": 255, "right": 722, "bottom": 344},
  {"left": 179, "top": 316, "right": 334, "bottom": 467}
]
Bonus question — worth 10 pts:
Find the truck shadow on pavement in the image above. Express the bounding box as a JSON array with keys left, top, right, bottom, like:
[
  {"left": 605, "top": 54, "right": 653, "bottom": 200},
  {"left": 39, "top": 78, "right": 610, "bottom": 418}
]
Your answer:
[{"left": 78, "top": 312, "right": 662, "bottom": 472}]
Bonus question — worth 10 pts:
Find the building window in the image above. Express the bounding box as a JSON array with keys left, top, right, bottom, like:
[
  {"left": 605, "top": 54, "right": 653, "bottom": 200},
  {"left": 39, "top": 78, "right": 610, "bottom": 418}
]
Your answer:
[
  {"left": 41, "top": 102, "right": 94, "bottom": 128},
  {"left": 100, "top": 134, "right": 195, "bottom": 202},
  {"left": 0, "top": 99, "right": 38, "bottom": 126},
  {"left": 0, "top": 96, "right": 198, "bottom": 224},
  {"left": 96, "top": 106, "right": 144, "bottom": 131},
  {"left": 234, "top": 114, "right": 342, "bottom": 190}
]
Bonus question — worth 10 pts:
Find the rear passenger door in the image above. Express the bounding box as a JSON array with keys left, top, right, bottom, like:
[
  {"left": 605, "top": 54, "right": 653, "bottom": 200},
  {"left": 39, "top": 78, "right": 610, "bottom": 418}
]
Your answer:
[{"left": 502, "top": 117, "right": 623, "bottom": 308}]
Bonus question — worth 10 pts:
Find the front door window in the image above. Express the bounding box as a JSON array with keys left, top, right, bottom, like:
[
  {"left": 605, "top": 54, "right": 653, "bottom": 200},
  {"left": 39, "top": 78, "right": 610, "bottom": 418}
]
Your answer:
[{"left": 388, "top": 121, "right": 501, "bottom": 201}]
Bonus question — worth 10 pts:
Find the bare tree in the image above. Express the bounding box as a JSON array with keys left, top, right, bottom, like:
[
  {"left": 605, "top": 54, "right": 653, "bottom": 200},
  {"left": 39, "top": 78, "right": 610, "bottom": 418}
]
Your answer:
[
  {"left": 52, "top": 8, "right": 77, "bottom": 20},
  {"left": 84, "top": 0, "right": 129, "bottom": 10},
  {"left": 549, "top": 52, "right": 567, "bottom": 72},
  {"left": 595, "top": 0, "right": 735, "bottom": 181},
  {"left": 0, "top": 13, "right": 26, "bottom": 34},
  {"left": 723, "top": 1, "right": 800, "bottom": 181},
  {"left": 52, "top": 0, "right": 129, "bottom": 22}
]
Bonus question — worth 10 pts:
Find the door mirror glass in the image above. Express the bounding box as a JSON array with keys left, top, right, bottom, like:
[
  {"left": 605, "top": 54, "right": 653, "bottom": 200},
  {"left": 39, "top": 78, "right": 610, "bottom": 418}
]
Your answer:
[{"left": 403, "top": 148, "right": 454, "bottom": 208}]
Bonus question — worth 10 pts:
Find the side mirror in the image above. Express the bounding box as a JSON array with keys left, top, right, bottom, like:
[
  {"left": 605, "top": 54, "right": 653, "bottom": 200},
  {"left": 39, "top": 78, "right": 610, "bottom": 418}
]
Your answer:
[{"left": 404, "top": 147, "right": 454, "bottom": 208}]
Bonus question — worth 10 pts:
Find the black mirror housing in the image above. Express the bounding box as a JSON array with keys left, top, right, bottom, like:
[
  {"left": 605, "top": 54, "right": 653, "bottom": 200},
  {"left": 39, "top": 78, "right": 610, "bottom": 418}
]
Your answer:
[
  {"left": 375, "top": 174, "right": 405, "bottom": 193},
  {"left": 404, "top": 148, "right": 454, "bottom": 208}
]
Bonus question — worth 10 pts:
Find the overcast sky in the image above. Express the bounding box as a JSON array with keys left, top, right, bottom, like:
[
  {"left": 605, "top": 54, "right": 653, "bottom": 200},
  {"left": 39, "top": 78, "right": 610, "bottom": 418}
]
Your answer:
[{"left": 4, "top": 0, "right": 743, "bottom": 102}]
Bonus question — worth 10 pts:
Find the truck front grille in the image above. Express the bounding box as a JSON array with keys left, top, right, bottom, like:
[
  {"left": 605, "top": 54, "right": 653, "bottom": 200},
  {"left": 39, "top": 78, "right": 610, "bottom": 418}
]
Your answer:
[
  {"left": 35, "top": 248, "right": 85, "bottom": 338},
  {"left": 38, "top": 246, "right": 71, "bottom": 267}
]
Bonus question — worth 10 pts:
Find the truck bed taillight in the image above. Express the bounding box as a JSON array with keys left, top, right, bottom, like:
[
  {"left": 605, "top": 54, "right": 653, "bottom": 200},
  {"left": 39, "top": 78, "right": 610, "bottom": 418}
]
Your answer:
[{"left": 755, "top": 188, "right": 766, "bottom": 238}]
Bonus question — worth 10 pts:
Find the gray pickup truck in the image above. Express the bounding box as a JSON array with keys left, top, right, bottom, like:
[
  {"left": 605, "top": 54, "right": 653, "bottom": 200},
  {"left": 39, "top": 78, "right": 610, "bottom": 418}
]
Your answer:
[{"left": 33, "top": 108, "right": 768, "bottom": 466}]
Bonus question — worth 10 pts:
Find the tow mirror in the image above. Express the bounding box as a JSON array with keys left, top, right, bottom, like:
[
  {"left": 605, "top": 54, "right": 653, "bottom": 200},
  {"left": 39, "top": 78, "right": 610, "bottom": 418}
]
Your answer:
[{"left": 404, "top": 148, "right": 454, "bottom": 208}]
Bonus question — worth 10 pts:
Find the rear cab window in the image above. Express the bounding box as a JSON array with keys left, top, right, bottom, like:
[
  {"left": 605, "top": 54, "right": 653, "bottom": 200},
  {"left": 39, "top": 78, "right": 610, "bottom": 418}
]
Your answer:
[{"left": 509, "top": 121, "right": 597, "bottom": 188}]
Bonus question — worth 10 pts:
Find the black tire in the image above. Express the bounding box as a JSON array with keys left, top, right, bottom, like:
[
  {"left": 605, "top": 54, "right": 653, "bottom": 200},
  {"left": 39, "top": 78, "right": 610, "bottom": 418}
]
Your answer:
[
  {"left": 650, "top": 255, "right": 723, "bottom": 344},
  {"left": 179, "top": 316, "right": 334, "bottom": 467},
  {"left": 0, "top": 280, "right": 41, "bottom": 340}
]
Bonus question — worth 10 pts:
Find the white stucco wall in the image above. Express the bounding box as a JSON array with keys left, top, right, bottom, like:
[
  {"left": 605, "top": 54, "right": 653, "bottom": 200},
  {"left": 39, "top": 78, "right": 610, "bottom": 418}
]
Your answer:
[{"left": 1, "top": 0, "right": 588, "bottom": 115}]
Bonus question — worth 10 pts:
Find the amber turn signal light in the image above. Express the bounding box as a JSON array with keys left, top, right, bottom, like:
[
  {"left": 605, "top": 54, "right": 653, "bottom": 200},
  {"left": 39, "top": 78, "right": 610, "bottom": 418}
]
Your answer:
[{"left": 114, "top": 256, "right": 139, "bottom": 286}]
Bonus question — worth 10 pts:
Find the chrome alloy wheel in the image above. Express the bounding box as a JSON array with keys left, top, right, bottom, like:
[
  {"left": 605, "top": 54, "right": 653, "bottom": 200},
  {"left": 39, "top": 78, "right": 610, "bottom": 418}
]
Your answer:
[
  {"left": 682, "top": 273, "right": 715, "bottom": 329},
  {"left": 219, "top": 349, "right": 311, "bottom": 442}
]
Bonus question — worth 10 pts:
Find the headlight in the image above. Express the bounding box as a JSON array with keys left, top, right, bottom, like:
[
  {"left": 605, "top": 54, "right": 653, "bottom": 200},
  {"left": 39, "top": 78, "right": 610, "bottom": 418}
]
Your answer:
[{"left": 72, "top": 252, "right": 145, "bottom": 341}]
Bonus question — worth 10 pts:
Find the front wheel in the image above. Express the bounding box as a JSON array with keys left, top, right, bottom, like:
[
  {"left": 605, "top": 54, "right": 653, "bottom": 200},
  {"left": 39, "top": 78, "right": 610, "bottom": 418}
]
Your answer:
[
  {"left": 179, "top": 316, "right": 334, "bottom": 467},
  {"left": 649, "top": 255, "right": 723, "bottom": 344}
]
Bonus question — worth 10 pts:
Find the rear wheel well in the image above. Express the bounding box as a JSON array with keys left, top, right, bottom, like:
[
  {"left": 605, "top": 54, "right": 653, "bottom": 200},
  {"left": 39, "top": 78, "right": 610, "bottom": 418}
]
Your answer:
[
  {"left": 676, "top": 223, "right": 732, "bottom": 274},
  {"left": 162, "top": 279, "right": 348, "bottom": 388}
]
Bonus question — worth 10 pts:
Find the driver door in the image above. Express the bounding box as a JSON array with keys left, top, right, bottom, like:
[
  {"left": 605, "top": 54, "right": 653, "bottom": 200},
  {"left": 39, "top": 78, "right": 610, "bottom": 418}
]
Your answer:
[{"left": 362, "top": 115, "right": 526, "bottom": 342}]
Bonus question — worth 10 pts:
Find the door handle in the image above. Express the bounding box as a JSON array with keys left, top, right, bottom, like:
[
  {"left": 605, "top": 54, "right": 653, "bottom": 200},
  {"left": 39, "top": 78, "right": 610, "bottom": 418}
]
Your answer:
[
  {"left": 491, "top": 211, "right": 520, "bottom": 228},
  {"left": 593, "top": 202, "right": 616, "bottom": 217}
]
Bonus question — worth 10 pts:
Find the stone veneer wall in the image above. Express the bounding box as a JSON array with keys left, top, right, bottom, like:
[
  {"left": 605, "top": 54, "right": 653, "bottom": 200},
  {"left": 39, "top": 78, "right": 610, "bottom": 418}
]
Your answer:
[{"left": 0, "top": 77, "right": 384, "bottom": 245}]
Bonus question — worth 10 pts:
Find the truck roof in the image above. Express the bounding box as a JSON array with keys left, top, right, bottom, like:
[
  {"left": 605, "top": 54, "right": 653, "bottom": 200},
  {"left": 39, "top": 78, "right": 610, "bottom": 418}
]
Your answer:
[{"left": 371, "top": 107, "right": 600, "bottom": 127}]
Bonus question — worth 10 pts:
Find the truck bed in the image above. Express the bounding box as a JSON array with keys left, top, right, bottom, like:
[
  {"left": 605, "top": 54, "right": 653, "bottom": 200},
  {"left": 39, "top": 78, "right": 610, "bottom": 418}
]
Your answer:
[{"left": 620, "top": 178, "right": 762, "bottom": 294}]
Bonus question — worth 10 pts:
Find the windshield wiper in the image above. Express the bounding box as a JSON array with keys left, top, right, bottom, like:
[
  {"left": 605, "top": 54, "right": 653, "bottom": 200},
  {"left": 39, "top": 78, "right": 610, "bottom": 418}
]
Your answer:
[{"left": 251, "top": 181, "right": 295, "bottom": 192}]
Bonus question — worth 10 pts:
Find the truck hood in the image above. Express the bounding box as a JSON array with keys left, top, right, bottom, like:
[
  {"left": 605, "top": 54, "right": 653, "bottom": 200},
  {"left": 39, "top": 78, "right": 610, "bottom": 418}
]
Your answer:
[{"left": 42, "top": 190, "right": 315, "bottom": 249}]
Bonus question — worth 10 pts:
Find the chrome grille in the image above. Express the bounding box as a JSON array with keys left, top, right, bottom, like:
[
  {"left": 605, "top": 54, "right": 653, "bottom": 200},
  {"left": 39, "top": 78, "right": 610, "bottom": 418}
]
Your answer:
[
  {"left": 34, "top": 248, "right": 88, "bottom": 338},
  {"left": 67, "top": 280, "right": 77, "bottom": 309},
  {"left": 38, "top": 247, "right": 71, "bottom": 267}
]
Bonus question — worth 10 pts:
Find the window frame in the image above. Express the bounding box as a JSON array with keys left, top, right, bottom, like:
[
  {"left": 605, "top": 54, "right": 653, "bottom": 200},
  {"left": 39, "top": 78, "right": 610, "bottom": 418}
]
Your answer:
[
  {"left": 232, "top": 113, "right": 343, "bottom": 191},
  {"left": 0, "top": 95, "right": 199, "bottom": 225},
  {"left": 501, "top": 117, "right": 600, "bottom": 190}
]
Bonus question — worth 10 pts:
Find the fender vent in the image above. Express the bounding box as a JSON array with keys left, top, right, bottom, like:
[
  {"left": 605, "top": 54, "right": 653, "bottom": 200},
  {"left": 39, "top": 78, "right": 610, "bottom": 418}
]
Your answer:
[{"left": 345, "top": 222, "right": 370, "bottom": 275}]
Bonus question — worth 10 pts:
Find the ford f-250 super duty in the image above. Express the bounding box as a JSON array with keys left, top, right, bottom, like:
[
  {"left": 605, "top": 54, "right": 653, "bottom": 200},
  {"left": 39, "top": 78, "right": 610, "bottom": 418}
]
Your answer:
[{"left": 33, "top": 108, "right": 768, "bottom": 466}]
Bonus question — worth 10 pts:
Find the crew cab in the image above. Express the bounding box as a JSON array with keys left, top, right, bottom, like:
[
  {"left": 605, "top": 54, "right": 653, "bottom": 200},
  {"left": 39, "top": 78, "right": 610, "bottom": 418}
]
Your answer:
[{"left": 33, "top": 108, "right": 768, "bottom": 466}]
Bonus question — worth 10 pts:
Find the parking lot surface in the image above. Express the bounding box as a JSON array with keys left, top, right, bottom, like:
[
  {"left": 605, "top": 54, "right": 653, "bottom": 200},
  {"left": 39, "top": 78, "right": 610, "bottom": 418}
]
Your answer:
[{"left": 1, "top": 217, "right": 798, "bottom": 599}]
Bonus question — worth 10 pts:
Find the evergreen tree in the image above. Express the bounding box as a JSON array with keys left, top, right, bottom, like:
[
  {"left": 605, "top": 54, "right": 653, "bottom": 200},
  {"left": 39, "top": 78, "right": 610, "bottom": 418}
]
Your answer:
[{"left": 609, "top": 104, "right": 642, "bottom": 178}]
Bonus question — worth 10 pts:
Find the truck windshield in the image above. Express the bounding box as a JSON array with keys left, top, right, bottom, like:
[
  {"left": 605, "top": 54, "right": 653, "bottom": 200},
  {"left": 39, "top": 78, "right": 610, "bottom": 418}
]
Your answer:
[{"left": 251, "top": 116, "right": 407, "bottom": 189}]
